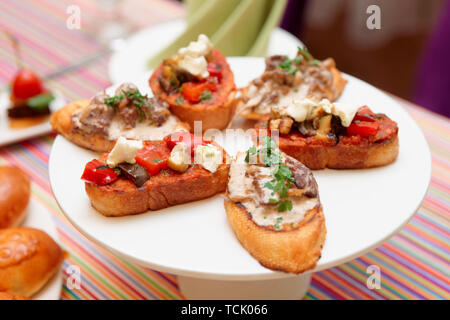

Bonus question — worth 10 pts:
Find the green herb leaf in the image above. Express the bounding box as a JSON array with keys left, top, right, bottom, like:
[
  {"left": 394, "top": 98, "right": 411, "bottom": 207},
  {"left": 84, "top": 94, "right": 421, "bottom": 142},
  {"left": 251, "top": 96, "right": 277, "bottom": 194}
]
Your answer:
[
  {"left": 27, "top": 93, "right": 54, "bottom": 110},
  {"left": 175, "top": 96, "right": 184, "bottom": 105},
  {"left": 309, "top": 59, "right": 320, "bottom": 66},
  {"left": 297, "top": 47, "right": 311, "bottom": 61},
  {"left": 245, "top": 146, "right": 257, "bottom": 163},
  {"left": 200, "top": 90, "right": 212, "bottom": 101}
]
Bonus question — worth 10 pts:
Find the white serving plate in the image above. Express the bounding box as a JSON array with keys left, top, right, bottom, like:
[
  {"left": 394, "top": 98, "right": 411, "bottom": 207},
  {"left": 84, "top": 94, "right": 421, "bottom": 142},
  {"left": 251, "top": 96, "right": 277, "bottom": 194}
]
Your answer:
[
  {"left": 22, "top": 197, "right": 63, "bottom": 300},
  {"left": 108, "top": 18, "right": 303, "bottom": 83},
  {"left": 50, "top": 57, "right": 431, "bottom": 281},
  {"left": 0, "top": 90, "right": 65, "bottom": 147}
]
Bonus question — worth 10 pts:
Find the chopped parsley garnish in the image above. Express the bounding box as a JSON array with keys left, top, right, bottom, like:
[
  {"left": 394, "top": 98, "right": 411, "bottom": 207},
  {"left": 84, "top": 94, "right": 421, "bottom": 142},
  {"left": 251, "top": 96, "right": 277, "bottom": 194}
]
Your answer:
[
  {"left": 294, "top": 56, "right": 303, "bottom": 65},
  {"left": 297, "top": 46, "right": 311, "bottom": 61},
  {"left": 114, "top": 168, "right": 122, "bottom": 175},
  {"left": 175, "top": 96, "right": 184, "bottom": 105},
  {"left": 245, "top": 146, "right": 257, "bottom": 163},
  {"left": 104, "top": 95, "right": 123, "bottom": 110},
  {"left": 104, "top": 90, "right": 151, "bottom": 122},
  {"left": 200, "top": 90, "right": 212, "bottom": 101},
  {"left": 264, "top": 164, "right": 295, "bottom": 212},
  {"left": 245, "top": 137, "right": 295, "bottom": 212},
  {"left": 260, "top": 136, "right": 282, "bottom": 167},
  {"left": 309, "top": 59, "right": 320, "bottom": 66},
  {"left": 274, "top": 216, "right": 284, "bottom": 230},
  {"left": 278, "top": 56, "right": 298, "bottom": 75}
]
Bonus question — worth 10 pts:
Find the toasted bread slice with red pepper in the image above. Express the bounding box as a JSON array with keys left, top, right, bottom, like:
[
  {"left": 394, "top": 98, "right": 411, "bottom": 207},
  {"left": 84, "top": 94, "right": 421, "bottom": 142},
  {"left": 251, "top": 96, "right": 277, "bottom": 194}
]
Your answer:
[
  {"left": 149, "top": 49, "right": 236, "bottom": 131},
  {"left": 84, "top": 140, "right": 230, "bottom": 217},
  {"left": 256, "top": 113, "right": 399, "bottom": 170}
]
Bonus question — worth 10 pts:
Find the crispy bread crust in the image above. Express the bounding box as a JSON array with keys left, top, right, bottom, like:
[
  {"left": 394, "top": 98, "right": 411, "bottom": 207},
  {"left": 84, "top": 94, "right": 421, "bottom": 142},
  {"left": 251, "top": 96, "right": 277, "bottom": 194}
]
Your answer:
[
  {"left": 85, "top": 141, "right": 230, "bottom": 217},
  {"left": 277, "top": 134, "right": 399, "bottom": 170},
  {"left": 0, "top": 227, "right": 64, "bottom": 297},
  {"left": 149, "top": 49, "right": 236, "bottom": 131},
  {"left": 224, "top": 200, "right": 326, "bottom": 274},
  {"left": 50, "top": 100, "right": 116, "bottom": 153},
  {"left": 50, "top": 100, "right": 190, "bottom": 153},
  {"left": 86, "top": 163, "right": 229, "bottom": 217},
  {"left": 0, "top": 166, "right": 30, "bottom": 229}
]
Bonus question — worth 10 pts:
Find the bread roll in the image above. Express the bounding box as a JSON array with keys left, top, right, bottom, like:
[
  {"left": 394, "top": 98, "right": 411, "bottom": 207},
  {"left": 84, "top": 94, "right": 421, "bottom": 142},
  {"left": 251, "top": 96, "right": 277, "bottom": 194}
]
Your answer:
[
  {"left": 0, "top": 227, "right": 64, "bottom": 297},
  {"left": 0, "top": 166, "right": 30, "bottom": 228},
  {"left": 0, "top": 291, "right": 30, "bottom": 300}
]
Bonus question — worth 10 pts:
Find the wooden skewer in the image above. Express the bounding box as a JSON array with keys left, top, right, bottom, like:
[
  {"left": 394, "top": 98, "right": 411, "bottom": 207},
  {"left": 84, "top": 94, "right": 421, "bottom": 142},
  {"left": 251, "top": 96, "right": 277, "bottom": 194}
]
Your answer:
[{"left": 3, "top": 29, "right": 23, "bottom": 69}]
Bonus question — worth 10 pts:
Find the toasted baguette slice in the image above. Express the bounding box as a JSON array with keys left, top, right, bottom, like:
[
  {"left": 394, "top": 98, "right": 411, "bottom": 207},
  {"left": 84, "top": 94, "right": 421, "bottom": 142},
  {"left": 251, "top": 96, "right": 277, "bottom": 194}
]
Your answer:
[
  {"left": 50, "top": 100, "right": 190, "bottom": 153},
  {"left": 255, "top": 113, "right": 399, "bottom": 169},
  {"left": 278, "top": 134, "right": 399, "bottom": 170},
  {"left": 86, "top": 164, "right": 229, "bottom": 217},
  {"left": 149, "top": 49, "right": 236, "bottom": 131},
  {"left": 225, "top": 200, "right": 326, "bottom": 274},
  {"left": 50, "top": 100, "right": 115, "bottom": 152},
  {"left": 84, "top": 140, "right": 230, "bottom": 217}
]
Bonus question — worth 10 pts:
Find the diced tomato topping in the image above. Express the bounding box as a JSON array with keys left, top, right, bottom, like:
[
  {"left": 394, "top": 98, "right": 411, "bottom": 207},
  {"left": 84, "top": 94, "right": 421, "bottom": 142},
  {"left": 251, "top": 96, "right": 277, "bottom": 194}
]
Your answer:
[
  {"left": 181, "top": 81, "right": 217, "bottom": 103},
  {"left": 81, "top": 159, "right": 119, "bottom": 186},
  {"left": 11, "top": 69, "right": 44, "bottom": 100},
  {"left": 354, "top": 105, "right": 377, "bottom": 122},
  {"left": 135, "top": 144, "right": 170, "bottom": 176},
  {"left": 347, "top": 121, "right": 379, "bottom": 137},
  {"left": 207, "top": 62, "right": 222, "bottom": 81},
  {"left": 163, "top": 132, "right": 208, "bottom": 155}
]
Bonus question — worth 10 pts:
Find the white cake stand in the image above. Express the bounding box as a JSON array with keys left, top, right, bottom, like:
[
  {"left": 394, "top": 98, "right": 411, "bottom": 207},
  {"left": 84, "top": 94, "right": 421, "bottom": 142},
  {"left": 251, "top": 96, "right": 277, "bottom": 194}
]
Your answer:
[{"left": 49, "top": 59, "right": 431, "bottom": 299}]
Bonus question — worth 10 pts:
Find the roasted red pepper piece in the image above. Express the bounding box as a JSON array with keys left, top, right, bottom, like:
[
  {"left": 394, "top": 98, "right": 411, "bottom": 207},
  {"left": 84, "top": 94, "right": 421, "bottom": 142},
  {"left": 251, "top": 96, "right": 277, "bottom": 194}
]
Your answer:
[
  {"left": 207, "top": 62, "right": 222, "bottom": 81},
  {"left": 164, "top": 132, "right": 207, "bottom": 155},
  {"left": 347, "top": 121, "right": 379, "bottom": 137},
  {"left": 135, "top": 144, "right": 170, "bottom": 176},
  {"left": 181, "top": 81, "right": 217, "bottom": 103},
  {"left": 81, "top": 159, "right": 119, "bottom": 186},
  {"left": 354, "top": 105, "right": 377, "bottom": 122}
]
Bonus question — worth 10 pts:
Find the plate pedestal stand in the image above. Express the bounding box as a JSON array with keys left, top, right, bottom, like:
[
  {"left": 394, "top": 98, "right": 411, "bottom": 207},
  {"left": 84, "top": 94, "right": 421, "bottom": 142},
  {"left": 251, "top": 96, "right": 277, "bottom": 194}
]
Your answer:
[{"left": 177, "top": 274, "right": 312, "bottom": 300}]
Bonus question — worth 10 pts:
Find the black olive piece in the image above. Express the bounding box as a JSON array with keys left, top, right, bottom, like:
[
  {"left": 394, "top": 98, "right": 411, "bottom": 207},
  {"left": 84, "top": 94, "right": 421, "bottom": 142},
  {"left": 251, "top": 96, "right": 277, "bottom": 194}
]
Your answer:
[{"left": 117, "top": 163, "right": 150, "bottom": 187}]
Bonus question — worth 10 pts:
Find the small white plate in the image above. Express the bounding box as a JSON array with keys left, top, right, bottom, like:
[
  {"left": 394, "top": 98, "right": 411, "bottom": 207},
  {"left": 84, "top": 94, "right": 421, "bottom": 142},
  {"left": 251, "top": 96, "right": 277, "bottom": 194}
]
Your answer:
[
  {"left": 50, "top": 57, "right": 431, "bottom": 281},
  {"left": 0, "top": 91, "right": 65, "bottom": 147},
  {"left": 22, "top": 198, "right": 63, "bottom": 300},
  {"left": 108, "top": 18, "right": 303, "bottom": 83}
]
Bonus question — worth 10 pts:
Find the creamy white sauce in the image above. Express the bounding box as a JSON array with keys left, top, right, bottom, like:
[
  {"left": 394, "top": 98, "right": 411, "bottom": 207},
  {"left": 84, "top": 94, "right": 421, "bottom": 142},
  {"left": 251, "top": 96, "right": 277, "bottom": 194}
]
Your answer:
[
  {"left": 228, "top": 152, "right": 319, "bottom": 228},
  {"left": 107, "top": 115, "right": 184, "bottom": 141},
  {"left": 245, "top": 83, "right": 310, "bottom": 115}
]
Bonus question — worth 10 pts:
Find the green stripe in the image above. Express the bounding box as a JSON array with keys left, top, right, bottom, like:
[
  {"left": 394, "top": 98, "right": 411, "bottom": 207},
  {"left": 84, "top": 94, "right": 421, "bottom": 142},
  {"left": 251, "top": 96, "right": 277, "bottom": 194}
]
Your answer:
[
  {"left": 119, "top": 257, "right": 179, "bottom": 300},
  {"left": 69, "top": 253, "right": 129, "bottom": 300},
  {"left": 342, "top": 261, "right": 405, "bottom": 300}
]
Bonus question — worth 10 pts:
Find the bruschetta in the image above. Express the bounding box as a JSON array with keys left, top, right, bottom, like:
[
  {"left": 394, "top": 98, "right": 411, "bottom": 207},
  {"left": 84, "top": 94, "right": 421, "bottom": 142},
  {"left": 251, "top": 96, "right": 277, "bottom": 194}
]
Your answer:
[
  {"left": 225, "top": 137, "right": 326, "bottom": 274},
  {"left": 237, "top": 48, "right": 347, "bottom": 120},
  {"left": 255, "top": 100, "right": 399, "bottom": 169},
  {"left": 149, "top": 34, "right": 236, "bottom": 131},
  {"left": 50, "top": 83, "right": 189, "bottom": 153},
  {"left": 81, "top": 132, "right": 229, "bottom": 217}
]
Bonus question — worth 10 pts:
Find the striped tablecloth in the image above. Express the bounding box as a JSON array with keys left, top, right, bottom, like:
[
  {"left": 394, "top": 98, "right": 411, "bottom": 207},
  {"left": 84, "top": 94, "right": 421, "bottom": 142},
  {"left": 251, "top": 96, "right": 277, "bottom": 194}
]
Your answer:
[{"left": 0, "top": 0, "right": 448, "bottom": 300}]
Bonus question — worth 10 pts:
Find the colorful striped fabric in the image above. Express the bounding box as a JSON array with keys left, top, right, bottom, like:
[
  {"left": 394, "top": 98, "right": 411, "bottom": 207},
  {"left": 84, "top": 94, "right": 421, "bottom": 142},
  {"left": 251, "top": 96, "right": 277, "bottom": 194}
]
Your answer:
[{"left": 0, "top": 0, "right": 449, "bottom": 300}]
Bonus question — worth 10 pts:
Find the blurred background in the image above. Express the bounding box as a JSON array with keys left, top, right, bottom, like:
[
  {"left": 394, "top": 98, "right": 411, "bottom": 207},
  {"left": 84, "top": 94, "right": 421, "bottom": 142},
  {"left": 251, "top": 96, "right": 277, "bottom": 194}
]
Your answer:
[
  {"left": 281, "top": 0, "right": 449, "bottom": 117},
  {"left": 1, "top": 0, "right": 449, "bottom": 117}
]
